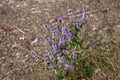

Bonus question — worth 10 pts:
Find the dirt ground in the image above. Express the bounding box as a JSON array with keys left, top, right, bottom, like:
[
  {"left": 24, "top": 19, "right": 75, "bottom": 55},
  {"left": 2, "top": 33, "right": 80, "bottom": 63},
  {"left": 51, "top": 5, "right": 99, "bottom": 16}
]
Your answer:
[{"left": 0, "top": 0, "right": 120, "bottom": 80}]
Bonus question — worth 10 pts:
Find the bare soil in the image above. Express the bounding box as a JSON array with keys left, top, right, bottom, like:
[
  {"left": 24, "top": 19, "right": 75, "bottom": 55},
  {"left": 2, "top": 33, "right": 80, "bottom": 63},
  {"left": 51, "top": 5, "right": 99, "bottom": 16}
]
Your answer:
[{"left": 0, "top": 0, "right": 120, "bottom": 80}]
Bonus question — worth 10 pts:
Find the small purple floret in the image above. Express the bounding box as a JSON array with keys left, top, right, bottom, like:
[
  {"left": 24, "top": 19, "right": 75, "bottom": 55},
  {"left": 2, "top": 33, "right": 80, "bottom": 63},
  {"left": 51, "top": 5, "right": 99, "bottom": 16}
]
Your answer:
[
  {"left": 52, "top": 42, "right": 60, "bottom": 53},
  {"left": 75, "top": 22, "right": 81, "bottom": 30},
  {"left": 46, "top": 49, "right": 52, "bottom": 55},
  {"left": 63, "top": 50, "right": 69, "bottom": 55},
  {"left": 82, "top": 8, "right": 87, "bottom": 24},
  {"left": 51, "top": 28, "right": 56, "bottom": 39},
  {"left": 41, "top": 34, "right": 52, "bottom": 45},
  {"left": 106, "top": 26, "right": 112, "bottom": 32},
  {"left": 59, "top": 35, "right": 65, "bottom": 45},
  {"left": 67, "top": 6, "right": 74, "bottom": 18},
  {"left": 57, "top": 17, "right": 63, "bottom": 22},
  {"left": 31, "top": 51, "right": 40, "bottom": 59},
  {"left": 50, "top": 62, "right": 55, "bottom": 68},
  {"left": 72, "top": 52, "right": 77, "bottom": 59},
  {"left": 57, "top": 26, "right": 62, "bottom": 32},
  {"left": 43, "top": 23, "right": 51, "bottom": 31},
  {"left": 62, "top": 27, "right": 72, "bottom": 40},
  {"left": 64, "top": 64, "right": 74, "bottom": 71},
  {"left": 65, "top": 28, "right": 72, "bottom": 40},
  {"left": 44, "top": 56, "right": 49, "bottom": 62},
  {"left": 62, "top": 27, "right": 66, "bottom": 35}
]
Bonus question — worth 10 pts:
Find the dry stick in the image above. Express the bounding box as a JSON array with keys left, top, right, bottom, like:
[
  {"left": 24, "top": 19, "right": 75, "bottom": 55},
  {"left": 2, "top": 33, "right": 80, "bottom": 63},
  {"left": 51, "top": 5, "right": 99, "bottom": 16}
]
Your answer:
[
  {"left": 15, "top": 27, "right": 26, "bottom": 34},
  {"left": 0, "top": 57, "right": 6, "bottom": 60},
  {"left": 16, "top": 45, "right": 30, "bottom": 52}
]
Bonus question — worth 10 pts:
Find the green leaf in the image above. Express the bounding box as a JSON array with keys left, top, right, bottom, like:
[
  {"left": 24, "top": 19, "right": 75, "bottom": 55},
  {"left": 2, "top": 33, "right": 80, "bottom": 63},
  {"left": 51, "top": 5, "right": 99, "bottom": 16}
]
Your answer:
[
  {"left": 78, "top": 40, "right": 84, "bottom": 48},
  {"left": 57, "top": 70, "right": 69, "bottom": 80},
  {"left": 83, "top": 66, "right": 93, "bottom": 78}
]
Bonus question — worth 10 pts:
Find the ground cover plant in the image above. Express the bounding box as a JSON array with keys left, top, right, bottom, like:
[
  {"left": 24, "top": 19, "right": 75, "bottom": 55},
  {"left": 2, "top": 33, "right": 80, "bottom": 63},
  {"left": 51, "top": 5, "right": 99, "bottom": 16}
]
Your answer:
[
  {"left": 0, "top": 0, "right": 119, "bottom": 80},
  {"left": 37, "top": 5, "right": 119, "bottom": 80}
]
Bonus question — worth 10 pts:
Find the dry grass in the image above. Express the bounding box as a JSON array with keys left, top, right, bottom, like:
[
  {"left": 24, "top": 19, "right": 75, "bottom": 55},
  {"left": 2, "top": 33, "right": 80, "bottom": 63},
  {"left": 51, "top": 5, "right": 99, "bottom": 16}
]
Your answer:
[{"left": 0, "top": 0, "right": 120, "bottom": 80}]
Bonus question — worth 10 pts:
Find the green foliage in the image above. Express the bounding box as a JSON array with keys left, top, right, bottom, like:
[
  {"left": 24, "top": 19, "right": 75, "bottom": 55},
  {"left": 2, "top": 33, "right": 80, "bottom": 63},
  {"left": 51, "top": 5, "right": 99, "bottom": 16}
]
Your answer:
[{"left": 57, "top": 70, "right": 68, "bottom": 80}]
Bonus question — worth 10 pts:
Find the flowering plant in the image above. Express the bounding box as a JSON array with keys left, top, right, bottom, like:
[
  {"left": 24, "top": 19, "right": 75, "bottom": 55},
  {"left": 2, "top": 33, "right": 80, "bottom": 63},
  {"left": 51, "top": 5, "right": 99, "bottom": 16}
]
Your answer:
[{"left": 39, "top": 5, "right": 117, "bottom": 80}]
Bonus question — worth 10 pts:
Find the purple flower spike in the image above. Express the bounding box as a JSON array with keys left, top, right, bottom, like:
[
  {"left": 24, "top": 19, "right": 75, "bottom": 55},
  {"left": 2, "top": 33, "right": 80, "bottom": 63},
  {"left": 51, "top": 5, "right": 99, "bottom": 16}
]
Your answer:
[
  {"left": 31, "top": 51, "right": 40, "bottom": 59},
  {"left": 41, "top": 34, "right": 52, "bottom": 45},
  {"left": 57, "top": 53, "right": 64, "bottom": 63},
  {"left": 52, "top": 42, "right": 60, "bottom": 53},
  {"left": 50, "top": 62, "right": 55, "bottom": 68},
  {"left": 63, "top": 50, "right": 69, "bottom": 55},
  {"left": 57, "top": 17, "right": 63, "bottom": 22},
  {"left": 43, "top": 23, "right": 51, "bottom": 31},
  {"left": 41, "top": 34, "right": 48, "bottom": 42},
  {"left": 67, "top": 6, "right": 74, "bottom": 18},
  {"left": 44, "top": 56, "right": 49, "bottom": 62},
  {"left": 82, "top": 8, "right": 87, "bottom": 24},
  {"left": 62, "top": 27, "right": 66, "bottom": 35},
  {"left": 41, "top": 34, "right": 46, "bottom": 38},
  {"left": 52, "top": 43, "right": 57, "bottom": 51},
  {"left": 46, "top": 49, "right": 52, "bottom": 55},
  {"left": 59, "top": 35, "right": 65, "bottom": 45},
  {"left": 64, "top": 64, "right": 74, "bottom": 71},
  {"left": 51, "top": 28, "right": 56, "bottom": 39},
  {"left": 62, "top": 26, "right": 72, "bottom": 38},
  {"left": 57, "top": 26, "right": 62, "bottom": 32},
  {"left": 106, "top": 26, "right": 112, "bottom": 32},
  {"left": 58, "top": 53, "right": 62, "bottom": 58},
  {"left": 72, "top": 52, "right": 77, "bottom": 59},
  {"left": 75, "top": 22, "right": 81, "bottom": 30},
  {"left": 65, "top": 28, "right": 72, "bottom": 39}
]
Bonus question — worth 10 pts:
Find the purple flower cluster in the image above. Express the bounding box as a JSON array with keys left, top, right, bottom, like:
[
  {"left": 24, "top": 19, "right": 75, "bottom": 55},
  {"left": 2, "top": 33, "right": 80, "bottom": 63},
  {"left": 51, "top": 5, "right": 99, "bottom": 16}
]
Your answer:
[
  {"left": 31, "top": 51, "right": 40, "bottom": 59},
  {"left": 41, "top": 34, "right": 52, "bottom": 45},
  {"left": 51, "top": 28, "right": 56, "bottom": 39},
  {"left": 57, "top": 53, "right": 64, "bottom": 63},
  {"left": 82, "top": 8, "right": 87, "bottom": 24},
  {"left": 75, "top": 21, "right": 81, "bottom": 30},
  {"left": 63, "top": 50, "right": 69, "bottom": 55},
  {"left": 67, "top": 6, "right": 74, "bottom": 18},
  {"left": 72, "top": 52, "right": 77, "bottom": 59},
  {"left": 64, "top": 63, "right": 74, "bottom": 71},
  {"left": 59, "top": 35, "right": 65, "bottom": 45},
  {"left": 65, "top": 27, "right": 72, "bottom": 39},
  {"left": 106, "top": 26, "right": 112, "bottom": 32},
  {"left": 44, "top": 56, "right": 49, "bottom": 62},
  {"left": 52, "top": 43, "right": 58, "bottom": 53},
  {"left": 50, "top": 62, "right": 55, "bottom": 68},
  {"left": 57, "top": 17, "right": 63, "bottom": 22},
  {"left": 46, "top": 49, "right": 53, "bottom": 56},
  {"left": 57, "top": 26, "right": 62, "bottom": 32},
  {"left": 41, "top": 5, "right": 88, "bottom": 78},
  {"left": 43, "top": 23, "right": 51, "bottom": 31},
  {"left": 62, "top": 27, "right": 66, "bottom": 35},
  {"left": 61, "top": 26, "right": 72, "bottom": 42}
]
